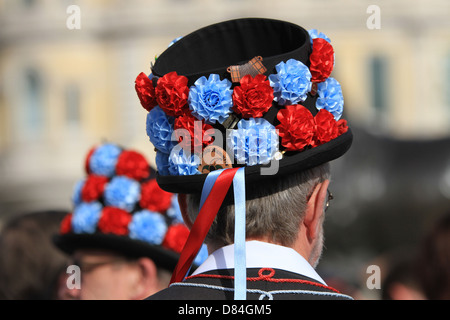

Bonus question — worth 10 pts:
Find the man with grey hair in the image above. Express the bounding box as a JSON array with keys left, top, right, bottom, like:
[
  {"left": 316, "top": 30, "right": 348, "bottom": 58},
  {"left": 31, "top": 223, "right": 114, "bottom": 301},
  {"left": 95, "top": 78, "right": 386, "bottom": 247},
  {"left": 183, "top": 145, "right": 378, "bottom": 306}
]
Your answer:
[
  {"left": 148, "top": 163, "right": 351, "bottom": 299},
  {"left": 187, "top": 163, "right": 331, "bottom": 268},
  {"left": 136, "top": 18, "right": 354, "bottom": 300}
]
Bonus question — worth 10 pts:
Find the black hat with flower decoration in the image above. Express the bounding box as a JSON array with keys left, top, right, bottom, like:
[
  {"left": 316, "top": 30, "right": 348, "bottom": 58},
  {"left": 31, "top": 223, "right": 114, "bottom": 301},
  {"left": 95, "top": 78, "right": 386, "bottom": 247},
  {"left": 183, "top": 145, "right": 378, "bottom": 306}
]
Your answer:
[
  {"left": 53, "top": 142, "right": 208, "bottom": 272},
  {"left": 134, "top": 18, "right": 353, "bottom": 295}
]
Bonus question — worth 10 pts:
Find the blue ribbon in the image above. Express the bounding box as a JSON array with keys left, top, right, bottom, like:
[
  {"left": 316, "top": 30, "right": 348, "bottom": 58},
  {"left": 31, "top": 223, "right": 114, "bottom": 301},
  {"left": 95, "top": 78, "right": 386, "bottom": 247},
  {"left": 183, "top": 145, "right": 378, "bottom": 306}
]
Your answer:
[
  {"left": 233, "top": 167, "right": 246, "bottom": 300},
  {"left": 198, "top": 167, "right": 246, "bottom": 300},
  {"left": 199, "top": 169, "right": 225, "bottom": 210}
]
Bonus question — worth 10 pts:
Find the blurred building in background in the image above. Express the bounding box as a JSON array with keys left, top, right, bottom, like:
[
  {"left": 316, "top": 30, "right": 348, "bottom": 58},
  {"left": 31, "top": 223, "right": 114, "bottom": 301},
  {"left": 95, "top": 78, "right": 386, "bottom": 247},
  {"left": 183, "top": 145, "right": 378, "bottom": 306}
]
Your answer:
[{"left": 1, "top": 0, "right": 449, "bottom": 298}]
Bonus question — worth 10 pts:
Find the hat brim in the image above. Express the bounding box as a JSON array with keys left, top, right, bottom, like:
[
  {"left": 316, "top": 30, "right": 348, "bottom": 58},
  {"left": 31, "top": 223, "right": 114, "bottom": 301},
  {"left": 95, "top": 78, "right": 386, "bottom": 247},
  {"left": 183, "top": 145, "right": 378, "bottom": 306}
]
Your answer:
[
  {"left": 157, "top": 128, "right": 353, "bottom": 194},
  {"left": 53, "top": 233, "right": 182, "bottom": 272}
]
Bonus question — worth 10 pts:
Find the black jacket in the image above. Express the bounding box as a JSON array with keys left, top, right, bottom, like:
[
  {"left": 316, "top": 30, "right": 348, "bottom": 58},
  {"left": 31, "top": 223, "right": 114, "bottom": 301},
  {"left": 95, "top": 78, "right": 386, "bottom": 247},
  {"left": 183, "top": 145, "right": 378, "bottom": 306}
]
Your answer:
[{"left": 147, "top": 267, "right": 353, "bottom": 300}]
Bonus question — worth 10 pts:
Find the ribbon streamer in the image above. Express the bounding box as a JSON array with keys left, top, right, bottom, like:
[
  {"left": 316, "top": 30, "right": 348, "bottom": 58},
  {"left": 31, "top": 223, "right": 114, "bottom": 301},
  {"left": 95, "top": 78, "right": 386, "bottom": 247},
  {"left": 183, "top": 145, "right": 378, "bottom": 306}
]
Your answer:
[
  {"left": 170, "top": 168, "right": 239, "bottom": 285},
  {"left": 170, "top": 167, "right": 247, "bottom": 301},
  {"left": 233, "top": 167, "right": 246, "bottom": 300}
]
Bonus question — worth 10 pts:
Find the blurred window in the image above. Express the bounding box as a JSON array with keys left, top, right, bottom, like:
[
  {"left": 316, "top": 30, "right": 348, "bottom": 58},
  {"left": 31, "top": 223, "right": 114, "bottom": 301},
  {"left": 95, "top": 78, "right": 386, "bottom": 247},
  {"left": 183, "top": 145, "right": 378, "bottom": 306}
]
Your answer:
[
  {"left": 22, "top": 0, "right": 36, "bottom": 8},
  {"left": 446, "top": 53, "right": 450, "bottom": 107},
  {"left": 65, "top": 83, "right": 81, "bottom": 126},
  {"left": 24, "top": 68, "right": 44, "bottom": 138},
  {"left": 370, "top": 55, "right": 389, "bottom": 112}
]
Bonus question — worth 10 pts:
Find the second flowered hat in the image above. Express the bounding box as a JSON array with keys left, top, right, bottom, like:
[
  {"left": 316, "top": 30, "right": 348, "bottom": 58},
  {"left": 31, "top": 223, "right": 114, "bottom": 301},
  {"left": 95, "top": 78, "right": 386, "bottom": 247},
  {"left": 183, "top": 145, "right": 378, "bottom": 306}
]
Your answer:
[{"left": 53, "top": 142, "right": 207, "bottom": 271}]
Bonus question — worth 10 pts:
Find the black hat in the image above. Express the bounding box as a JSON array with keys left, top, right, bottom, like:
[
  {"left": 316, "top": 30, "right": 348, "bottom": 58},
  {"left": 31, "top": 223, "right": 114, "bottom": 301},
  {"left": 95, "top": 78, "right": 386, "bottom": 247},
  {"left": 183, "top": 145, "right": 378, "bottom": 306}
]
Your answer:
[
  {"left": 53, "top": 143, "right": 208, "bottom": 271},
  {"left": 134, "top": 18, "right": 353, "bottom": 292},
  {"left": 135, "top": 17, "right": 352, "bottom": 194}
]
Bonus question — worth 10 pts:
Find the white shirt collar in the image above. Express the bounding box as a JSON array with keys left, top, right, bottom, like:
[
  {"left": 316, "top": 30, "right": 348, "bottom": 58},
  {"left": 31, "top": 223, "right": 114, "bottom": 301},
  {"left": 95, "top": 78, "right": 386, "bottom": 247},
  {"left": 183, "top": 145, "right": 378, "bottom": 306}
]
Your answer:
[{"left": 191, "top": 240, "right": 326, "bottom": 285}]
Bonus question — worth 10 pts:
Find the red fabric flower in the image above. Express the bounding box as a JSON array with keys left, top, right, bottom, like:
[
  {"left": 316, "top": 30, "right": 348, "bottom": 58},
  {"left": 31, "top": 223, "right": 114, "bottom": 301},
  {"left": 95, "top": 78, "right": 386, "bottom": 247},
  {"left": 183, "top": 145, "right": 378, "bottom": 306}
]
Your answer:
[
  {"left": 115, "top": 150, "right": 150, "bottom": 181},
  {"left": 276, "top": 105, "right": 316, "bottom": 151},
  {"left": 84, "top": 146, "right": 96, "bottom": 174},
  {"left": 155, "top": 71, "right": 189, "bottom": 117},
  {"left": 337, "top": 119, "right": 349, "bottom": 135},
  {"left": 81, "top": 175, "right": 109, "bottom": 202},
  {"left": 310, "top": 38, "right": 334, "bottom": 83},
  {"left": 60, "top": 213, "right": 72, "bottom": 234},
  {"left": 162, "top": 224, "right": 190, "bottom": 253},
  {"left": 312, "top": 109, "right": 339, "bottom": 147},
  {"left": 174, "top": 112, "right": 214, "bottom": 153},
  {"left": 97, "top": 207, "right": 132, "bottom": 235},
  {"left": 135, "top": 72, "right": 158, "bottom": 112},
  {"left": 139, "top": 179, "right": 173, "bottom": 213},
  {"left": 232, "top": 74, "right": 274, "bottom": 118}
]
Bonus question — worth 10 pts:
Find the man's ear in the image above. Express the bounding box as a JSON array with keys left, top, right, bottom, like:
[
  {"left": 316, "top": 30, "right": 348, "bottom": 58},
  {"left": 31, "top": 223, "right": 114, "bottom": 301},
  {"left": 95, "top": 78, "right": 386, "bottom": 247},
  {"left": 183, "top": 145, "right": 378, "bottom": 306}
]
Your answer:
[
  {"left": 178, "top": 194, "right": 193, "bottom": 229},
  {"left": 303, "top": 179, "right": 330, "bottom": 243},
  {"left": 129, "top": 257, "right": 159, "bottom": 300}
]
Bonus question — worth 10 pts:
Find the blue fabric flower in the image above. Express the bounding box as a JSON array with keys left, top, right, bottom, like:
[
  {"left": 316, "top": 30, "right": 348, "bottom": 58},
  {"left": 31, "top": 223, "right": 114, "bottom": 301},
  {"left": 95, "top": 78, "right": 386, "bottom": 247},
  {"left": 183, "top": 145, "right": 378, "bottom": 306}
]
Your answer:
[
  {"left": 227, "top": 118, "right": 279, "bottom": 166},
  {"left": 316, "top": 77, "right": 344, "bottom": 120},
  {"left": 71, "top": 201, "right": 102, "bottom": 234},
  {"left": 89, "top": 143, "right": 121, "bottom": 177},
  {"left": 71, "top": 179, "right": 85, "bottom": 206},
  {"left": 128, "top": 210, "right": 168, "bottom": 245},
  {"left": 269, "top": 59, "right": 312, "bottom": 105},
  {"left": 146, "top": 106, "right": 177, "bottom": 154},
  {"left": 194, "top": 244, "right": 209, "bottom": 266},
  {"left": 188, "top": 74, "right": 233, "bottom": 124},
  {"left": 166, "top": 194, "right": 184, "bottom": 224},
  {"left": 168, "top": 147, "right": 201, "bottom": 176},
  {"left": 308, "top": 29, "right": 331, "bottom": 44},
  {"left": 168, "top": 36, "right": 182, "bottom": 47},
  {"left": 104, "top": 176, "right": 141, "bottom": 212},
  {"left": 155, "top": 151, "right": 171, "bottom": 176}
]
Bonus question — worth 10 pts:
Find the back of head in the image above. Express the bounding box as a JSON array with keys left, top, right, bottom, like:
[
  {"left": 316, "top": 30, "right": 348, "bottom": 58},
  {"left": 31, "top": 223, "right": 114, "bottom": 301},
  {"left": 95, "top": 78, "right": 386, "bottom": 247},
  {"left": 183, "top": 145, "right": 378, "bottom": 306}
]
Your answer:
[
  {"left": 0, "top": 210, "right": 70, "bottom": 300},
  {"left": 187, "top": 163, "right": 330, "bottom": 249}
]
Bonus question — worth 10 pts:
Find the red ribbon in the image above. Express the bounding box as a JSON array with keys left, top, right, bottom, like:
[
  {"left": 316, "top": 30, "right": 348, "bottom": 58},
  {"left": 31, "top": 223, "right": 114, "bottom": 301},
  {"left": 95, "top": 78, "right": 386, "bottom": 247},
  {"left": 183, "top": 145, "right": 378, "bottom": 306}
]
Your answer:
[{"left": 170, "top": 168, "right": 239, "bottom": 284}]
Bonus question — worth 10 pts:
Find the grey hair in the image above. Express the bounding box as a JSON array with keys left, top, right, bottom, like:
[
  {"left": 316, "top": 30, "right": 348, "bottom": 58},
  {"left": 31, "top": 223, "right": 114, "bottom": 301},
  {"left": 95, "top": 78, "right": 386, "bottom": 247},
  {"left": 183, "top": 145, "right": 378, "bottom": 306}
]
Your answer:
[{"left": 186, "top": 163, "right": 331, "bottom": 249}]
